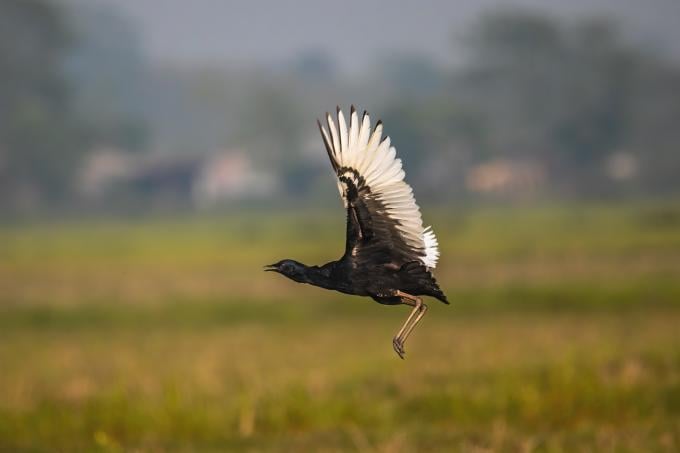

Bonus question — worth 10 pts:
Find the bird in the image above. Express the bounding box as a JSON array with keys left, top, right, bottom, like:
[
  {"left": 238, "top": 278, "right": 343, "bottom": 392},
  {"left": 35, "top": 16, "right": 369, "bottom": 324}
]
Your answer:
[{"left": 265, "top": 106, "right": 448, "bottom": 358}]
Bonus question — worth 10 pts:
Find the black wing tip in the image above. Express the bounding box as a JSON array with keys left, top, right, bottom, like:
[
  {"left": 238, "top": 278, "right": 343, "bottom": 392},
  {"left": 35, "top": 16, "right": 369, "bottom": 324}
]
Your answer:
[
  {"left": 349, "top": 105, "right": 357, "bottom": 127},
  {"left": 328, "top": 105, "right": 367, "bottom": 123},
  {"left": 317, "top": 119, "right": 328, "bottom": 139},
  {"left": 319, "top": 114, "right": 339, "bottom": 171}
]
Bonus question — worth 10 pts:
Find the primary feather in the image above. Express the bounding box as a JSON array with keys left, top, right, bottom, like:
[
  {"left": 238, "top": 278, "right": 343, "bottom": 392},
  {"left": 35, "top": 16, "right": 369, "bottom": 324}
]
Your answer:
[{"left": 318, "top": 106, "right": 440, "bottom": 269}]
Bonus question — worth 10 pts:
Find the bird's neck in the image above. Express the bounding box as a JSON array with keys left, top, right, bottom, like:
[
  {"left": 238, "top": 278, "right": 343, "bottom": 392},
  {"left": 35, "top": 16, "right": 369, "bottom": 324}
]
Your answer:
[{"left": 301, "top": 262, "right": 336, "bottom": 289}]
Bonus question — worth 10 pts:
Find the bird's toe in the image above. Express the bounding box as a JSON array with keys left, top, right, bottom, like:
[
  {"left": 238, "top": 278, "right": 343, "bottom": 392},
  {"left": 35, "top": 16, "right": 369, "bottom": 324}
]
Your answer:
[{"left": 392, "top": 337, "right": 405, "bottom": 359}]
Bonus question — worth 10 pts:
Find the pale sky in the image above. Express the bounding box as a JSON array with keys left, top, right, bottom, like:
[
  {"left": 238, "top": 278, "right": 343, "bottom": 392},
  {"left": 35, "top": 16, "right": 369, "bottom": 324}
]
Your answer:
[{"left": 73, "top": 0, "right": 680, "bottom": 72}]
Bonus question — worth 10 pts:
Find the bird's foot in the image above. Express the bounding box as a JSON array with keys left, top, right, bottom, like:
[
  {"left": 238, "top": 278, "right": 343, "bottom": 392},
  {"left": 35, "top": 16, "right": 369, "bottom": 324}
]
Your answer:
[{"left": 392, "top": 337, "right": 405, "bottom": 359}]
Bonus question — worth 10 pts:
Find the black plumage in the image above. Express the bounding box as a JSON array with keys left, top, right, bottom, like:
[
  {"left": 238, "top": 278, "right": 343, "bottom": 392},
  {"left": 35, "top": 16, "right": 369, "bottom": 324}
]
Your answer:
[{"left": 266, "top": 106, "right": 448, "bottom": 358}]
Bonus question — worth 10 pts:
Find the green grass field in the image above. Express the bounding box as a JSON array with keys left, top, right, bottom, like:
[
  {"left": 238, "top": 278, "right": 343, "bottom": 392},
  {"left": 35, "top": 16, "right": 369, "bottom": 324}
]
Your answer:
[{"left": 1, "top": 204, "right": 679, "bottom": 451}]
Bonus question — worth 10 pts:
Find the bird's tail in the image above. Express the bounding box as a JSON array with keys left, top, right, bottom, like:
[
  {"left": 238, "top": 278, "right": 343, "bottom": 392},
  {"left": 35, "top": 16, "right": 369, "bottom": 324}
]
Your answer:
[
  {"left": 400, "top": 261, "right": 449, "bottom": 304},
  {"left": 428, "top": 280, "right": 449, "bottom": 304},
  {"left": 431, "top": 284, "right": 449, "bottom": 304}
]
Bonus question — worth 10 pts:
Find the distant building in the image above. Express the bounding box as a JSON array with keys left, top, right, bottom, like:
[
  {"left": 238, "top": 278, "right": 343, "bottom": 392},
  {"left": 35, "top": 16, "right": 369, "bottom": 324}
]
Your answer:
[
  {"left": 192, "top": 151, "right": 277, "bottom": 206},
  {"left": 79, "top": 148, "right": 277, "bottom": 205},
  {"left": 605, "top": 151, "right": 638, "bottom": 181},
  {"left": 78, "top": 147, "right": 134, "bottom": 198},
  {"left": 465, "top": 159, "right": 545, "bottom": 196}
]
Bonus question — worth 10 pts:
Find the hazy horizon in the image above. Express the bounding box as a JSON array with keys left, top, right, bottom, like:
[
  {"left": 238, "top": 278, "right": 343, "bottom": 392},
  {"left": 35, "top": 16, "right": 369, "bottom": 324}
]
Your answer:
[{"left": 70, "top": 0, "right": 680, "bottom": 72}]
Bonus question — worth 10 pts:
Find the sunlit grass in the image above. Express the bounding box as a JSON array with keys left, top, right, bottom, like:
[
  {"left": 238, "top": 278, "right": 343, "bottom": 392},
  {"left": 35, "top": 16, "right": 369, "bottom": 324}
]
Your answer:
[
  {"left": 0, "top": 312, "right": 677, "bottom": 451},
  {"left": 0, "top": 203, "right": 679, "bottom": 451}
]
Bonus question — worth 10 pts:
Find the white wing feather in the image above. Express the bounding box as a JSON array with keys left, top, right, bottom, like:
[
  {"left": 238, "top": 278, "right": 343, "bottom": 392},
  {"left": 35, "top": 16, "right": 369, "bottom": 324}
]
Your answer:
[{"left": 320, "top": 107, "right": 440, "bottom": 269}]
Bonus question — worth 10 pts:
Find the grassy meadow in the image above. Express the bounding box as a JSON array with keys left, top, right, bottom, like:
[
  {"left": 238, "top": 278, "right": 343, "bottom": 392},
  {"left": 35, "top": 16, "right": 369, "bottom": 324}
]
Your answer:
[{"left": 1, "top": 204, "right": 679, "bottom": 451}]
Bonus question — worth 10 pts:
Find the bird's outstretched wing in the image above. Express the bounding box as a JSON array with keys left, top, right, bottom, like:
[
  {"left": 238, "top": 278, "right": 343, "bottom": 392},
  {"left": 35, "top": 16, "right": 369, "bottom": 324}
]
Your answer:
[{"left": 318, "top": 106, "right": 439, "bottom": 269}]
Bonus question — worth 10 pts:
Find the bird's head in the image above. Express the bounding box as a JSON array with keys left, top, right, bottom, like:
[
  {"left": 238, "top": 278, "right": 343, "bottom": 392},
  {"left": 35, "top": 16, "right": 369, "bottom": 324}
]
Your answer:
[{"left": 264, "top": 259, "right": 308, "bottom": 283}]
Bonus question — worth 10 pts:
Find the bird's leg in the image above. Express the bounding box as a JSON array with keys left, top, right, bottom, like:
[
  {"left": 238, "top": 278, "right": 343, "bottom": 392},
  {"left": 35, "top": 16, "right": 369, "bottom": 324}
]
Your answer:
[
  {"left": 392, "top": 291, "right": 425, "bottom": 359},
  {"left": 398, "top": 301, "right": 428, "bottom": 347},
  {"left": 392, "top": 297, "right": 419, "bottom": 359}
]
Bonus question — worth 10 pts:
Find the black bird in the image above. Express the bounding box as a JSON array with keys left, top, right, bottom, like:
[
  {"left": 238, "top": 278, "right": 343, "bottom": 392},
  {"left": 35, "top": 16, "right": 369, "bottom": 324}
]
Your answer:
[{"left": 266, "top": 106, "right": 448, "bottom": 358}]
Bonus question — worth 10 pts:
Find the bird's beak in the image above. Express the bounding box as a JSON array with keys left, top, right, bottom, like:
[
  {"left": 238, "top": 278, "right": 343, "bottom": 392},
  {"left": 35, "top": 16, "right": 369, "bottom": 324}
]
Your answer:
[{"left": 263, "top": 264, "right": 278, "bottom": 272}]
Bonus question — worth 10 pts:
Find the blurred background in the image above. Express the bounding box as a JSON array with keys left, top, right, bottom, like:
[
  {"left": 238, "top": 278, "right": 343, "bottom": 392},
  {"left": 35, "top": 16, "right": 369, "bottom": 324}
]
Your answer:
[{"left": 1, "top": 0, "right": 679, "bottom": 450}]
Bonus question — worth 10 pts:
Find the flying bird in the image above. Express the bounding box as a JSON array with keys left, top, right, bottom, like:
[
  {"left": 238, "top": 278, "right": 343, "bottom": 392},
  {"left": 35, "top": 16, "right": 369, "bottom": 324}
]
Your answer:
[{"left": 265, "top": 106, "right": 448, "bottom": 358}]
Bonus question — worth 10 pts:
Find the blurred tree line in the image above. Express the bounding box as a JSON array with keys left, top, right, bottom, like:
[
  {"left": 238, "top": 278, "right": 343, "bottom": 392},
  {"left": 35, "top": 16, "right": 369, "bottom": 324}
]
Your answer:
[
  {"left": 383, "top": 10, "right": 680, "bottom": 198},
  {"left": 0, "top": 0, "right": 148, "bottom": 212},
  {"left": 1, "top": 2, "right": 679, "bottom": 214},
  {"left": 0, "top": 0, "right": 83, "bottom": 209}
]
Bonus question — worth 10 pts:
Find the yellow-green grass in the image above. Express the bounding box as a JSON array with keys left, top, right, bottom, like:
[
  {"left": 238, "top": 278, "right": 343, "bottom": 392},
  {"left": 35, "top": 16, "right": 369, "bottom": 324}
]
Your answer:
[{"left": 1, "top": 204, "right": 679, "bottom": 451}]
